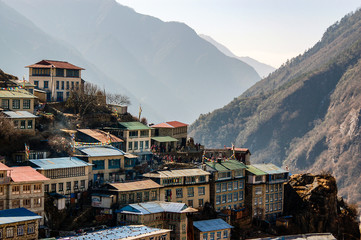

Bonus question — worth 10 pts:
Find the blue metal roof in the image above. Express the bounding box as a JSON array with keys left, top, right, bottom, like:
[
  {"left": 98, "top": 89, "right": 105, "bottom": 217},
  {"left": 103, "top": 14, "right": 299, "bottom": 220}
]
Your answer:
[
  {"left": 77, "top": 145, "right": 125, "bottom": 157},
  {"left": 0, "top": 208, "right": 42, "bottom": 225},
  {"left": 58, "top": 225, "right": 170, "bottom": 240},
  {"left": 193, "top": 218, "right": 233, "bottom": 232},
  {"left": 30, "top": 157, "right": 92, "bottom": 170},
  {"left": 117, "top": 202, "right": 187, "bottom": 215}
]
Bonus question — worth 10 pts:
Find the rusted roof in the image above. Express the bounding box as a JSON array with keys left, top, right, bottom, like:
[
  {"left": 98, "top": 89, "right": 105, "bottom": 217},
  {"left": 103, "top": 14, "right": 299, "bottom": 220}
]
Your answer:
[
  {"left": 77, "top": 129, "right": 123, "bottom": 143},
  {"left": 25, "top": 60, "right": 84, "bottom": 70},
  {"left": 0, "top": 162, "right": 11, "bottom": 171},
  {"left": 10, "top": 166, "right": 49, "bottom": 182},
  {"left": 107, "top": 179, "right": 161, "bottom": 192},
  {"left": 152, "top": 121, "right": 188, "bottom": 128}
]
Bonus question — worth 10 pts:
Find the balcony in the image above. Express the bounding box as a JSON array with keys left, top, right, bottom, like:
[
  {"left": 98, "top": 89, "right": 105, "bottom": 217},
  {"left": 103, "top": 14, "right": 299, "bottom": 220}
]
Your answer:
[{"left": 0, "top": 177, "right": 10, "bottom": 184}]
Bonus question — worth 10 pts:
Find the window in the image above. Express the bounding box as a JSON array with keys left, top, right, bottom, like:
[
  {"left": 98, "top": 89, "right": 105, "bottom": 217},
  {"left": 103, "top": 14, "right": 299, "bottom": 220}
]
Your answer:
[
  {"left": 34, "top": 81, "right": 39, "bottom": 89},
  {"left": 66, "top": 81, "right": 70, "bottom": 90},
  {"left": 235, "top": 170, "right": 243, "bottom": 178},
  {"left": 187, "top": 187, "right": 194, "bottom": 197},
  {"left": 234, "top": 181, "right": 238, "bottom": 190},
  {"left": 222, "top": 183, "right": 227, "bottom": 192},
  {"left": 71, "top": 81, "right": 74, "bottom": 89},
  {"left": 109, "top": 159, "right": 120, "bottom": 169},
  {"left": 129, "top": 131, "right": 138, "bottom": 138},
  {"left": 1, "top": 99, "right": 9, "bottom": 109},
  {"left": 223, "top": 230, "right": 228, "bottom": 238},
  {"left": 217, "top": 232, "right": 221, "bottom": 240},
  {"left": 12, "top": 185, "right": 20, "bottom": 194},
  {"left": 216, "top": 183, "right": 221, "bottom": 193},
  {"left": 227, "top": 193, "right": 232, "bottom": 202},
  {"left": 76, "top": 82, "right": 79, "bottom": 89},
  {"left": 13, "top": 120, "right": 19, "bottom": 128},
  {"left": 210, "top": 232, "right": 215, "bottom": 240},
  {"left": 151, "top": 190, "right": 157, "bottom": 200},
  {"left": 134, "top": 141, "right": 138, "bottom": 150},
  {"left": 279, "top": 193, "right": 282, "bottom": 201},
  {"left": 23, "top": 199, "right": 31, "bottom": 207},
  {"left": 199, "top": 175, "right": 206, "bottom": 182},
  {"left": 128, "top": 142, "right": 133, "bottom": 150},
  {"left": 12, "top": 99, "right": 20, "bottom": 109},
  {"left": 188, "top": 200, "right": 193, "bottom": 207},
  {"left": 66, "top": 182, "right": 71, "bottom": 190},
  {"left": 145, "top": 140, "right": 149, "bottom": 149},
  {"left": 275, "top": 193, "right": 278, "bottom": 201},
  {"left": 266, "top": 195, "right": 269, "bottom": 203},
  {"left": 81, "top": 180, "right": 85, "bottom": 189},
  {"left": 198, "top": 187, "right": 205, "bottom": 195},
  {"left": 32, "top": 68, "right": 50, "bottom": 76},
  {"left": 136, "top": 192, "right": 142, "bottom": 202},
  {"left": 129, "top": 193, "right": 135, "bottom": 203},
  {"left": 140, "top": 141, "right": 144, "bottom": 150},
  {"left": 17, "top": 225, "right": 24, "bottom": 236},
  {"left": 121, "top": 194, "right": 126, "bottom": 203},
  {"left": 278, "top": 202, "right": 282, "bottom": 210},
  {"left": 140, "top": 130, "right": 149, "bottom": 137},
  {"left": 20, "top": 120, "right": 26, "bottom": 129},
  {"left": 0, "top": 186, "right": 3, "bottom": 195},
  {"left": 59, "top": 183, "right": 64, "bottom": 191},
  {"left": 233, "top": 192, "right": 238, "bottom": 202},
  {"left": 144, "top": 191, "right": 149, "bottom": 201},
  {"left": 227, "top": 182, "right": 232, "bottom": 190},
  {"left": 28, "top": 223, "right": 35, "bottom": 234},
  {"left": 203, "top": 233, "right": 208, "bottom": 240},
  {"left": 255, "top": 176, "right": 262, "bottom": 182},
  {"left": 255, "top": 186, "right": 262, "bottom": 195},
  {"left": 56, "top": 81, "right": 59, "bottom": 89},
  {"left": 56, "top": 68, "right": 64, "bottom": 77},
  {"left": 6, "top": 227, "right": 14, "bottom": 238},
  {"left": 266, "top": 185, "right": 269, "bottom": 193},
  {"left": 270, "top": 194, "right": 273, "bottom": 202},
  {"left": 12, "top": 199, "right": 20, "bottom": 208},
  {"left": 222, "top": 194, "right": 226, "bottom": 203},
  {"left": 93, "top": 160, "right": 105, "bottom": 170},
  {"left": 239, "top": 191, "right": 244, "bottom": 201},
  {"left": 61, "top": 81, "right": 64, "bottom": 90},
  {"left": 239, "top": 180, "right": 244, "bottom": 189},
  {"left": 67, "top": 69, "right": 79, "bottom": 77},
  {"left": 176, "top": 188, "right": 183, "bottom": 198},
  {"left": 266, "top": 204, "right": 269, "bottom": 212},
  {"left": 259, "top": 197, "right": 263, "bottom": 205},
  {"left": 57, "top": 91, "right": 63, "bottom": 101},
  {"left": 199, "top": 199, "right": 204, "bottom": 207},
  {"left": 27, "top": 120, "right": 33, "bottom": 129},
  {"left": 44, "top": 184, "right": 49, "bottom": 192},
  {"left": 51, "top": 183, "right": 56, "bottom": 192},
  {"left": 44, "top": 80, "right": 49, "bottom": 89},
  {"left": 74, "top": 181, "right": 79, "bottom": 189},
  {"left": 216, "top": 195, "right": 221, "bottom": 205},
  {"left": 270, "top": 185, "right": 274, "bottom": 192},
  {"left": 22, "top": 99, "right": 31, "bottom": 109},
  {"left": 23, "top": 184, "right": 31, "bottom": 193}
]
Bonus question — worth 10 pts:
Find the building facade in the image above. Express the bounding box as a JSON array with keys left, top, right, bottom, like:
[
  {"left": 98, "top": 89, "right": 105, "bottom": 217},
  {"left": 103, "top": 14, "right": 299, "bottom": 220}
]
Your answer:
[
  {"left": 143, "top": 169, "right": 210, "bottom": 209},
  {"left": 26, "top": 60, "right": 84, "bottom": 102},
  {"left": 193, "top": 218, "right": 233, "bottom": 240},
  {"left": 151, "top": 121, "right": 188, "bottom": 147}
]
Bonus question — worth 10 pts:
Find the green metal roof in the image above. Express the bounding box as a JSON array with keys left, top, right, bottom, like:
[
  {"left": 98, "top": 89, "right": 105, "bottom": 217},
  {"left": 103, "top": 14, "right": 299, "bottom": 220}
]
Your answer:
[
  {"left": 118, "top": 122, "right": 151, "bottom": 130},
  {"left": 221, "top": 160, "right": 246, "bottom": 170},
  {"left": 205, "top": 162, "right": 229, "bottom": 171},
  {"left": 252, "top": 163, "right": 288, "bottom": 175},
  {"left": 246, "top": 165, "right": 267, "bottom": 176},
  {"left": 0, "top": 89, "right": 36, "bottom": 99},
  {"left": 151, "top": 136, "right": 178, "bottom": 142}
]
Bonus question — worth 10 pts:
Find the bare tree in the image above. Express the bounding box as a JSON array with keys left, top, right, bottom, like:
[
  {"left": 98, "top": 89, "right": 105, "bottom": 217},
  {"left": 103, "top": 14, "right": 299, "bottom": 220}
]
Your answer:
[{"left": 106, "top": 92, "right": 131, "bottom": 106}]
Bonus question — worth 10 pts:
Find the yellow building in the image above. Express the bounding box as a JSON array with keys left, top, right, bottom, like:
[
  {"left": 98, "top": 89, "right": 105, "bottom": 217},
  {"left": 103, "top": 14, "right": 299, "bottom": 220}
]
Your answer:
[
  {"left": 0, "top": 207, "right": 42, "bottom": 240},
  {"left": 143, "top": 169, "right": 210, "bottom": 209},
  {"left": 26, "top": 60, "right": 84, "bottom": 102},
  {"left": 193, "top": 218, "right": 233, "bottom": 240},
  {"left": 0, "top": 89, "right": 36, "bottom": 113},
  {"left": 202, "top": 160, "right": 246, "bottom": 211},
  {"left": 2, "top": 111, "right": 37, "bottom": 135},
  {"left": 117, "top": 202, "right": 197, "bottom": 240},
  {"left": 76, "top": 145, "right": 125, "bottom": 186},
  {"left": 29, "top": 157, "right": 92, "bottom": 206}
]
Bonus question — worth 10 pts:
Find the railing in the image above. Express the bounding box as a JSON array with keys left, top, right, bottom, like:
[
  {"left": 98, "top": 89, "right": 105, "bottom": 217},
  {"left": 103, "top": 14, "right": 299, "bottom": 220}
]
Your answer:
[{"left": 0, "top": 177, "right": 10, "bottom": 184}]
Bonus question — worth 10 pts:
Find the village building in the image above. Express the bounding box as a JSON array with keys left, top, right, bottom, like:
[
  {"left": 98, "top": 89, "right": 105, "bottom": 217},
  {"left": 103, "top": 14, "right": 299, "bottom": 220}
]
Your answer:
[
  {"left": 0, "top": 207, "right": 42, "bottom": 240},
  {"left": 29, "top": 157, "right": 92, "bottom": 206},
  {"left": 143, "top": 169, "right": 210, "bottom": 209},
  {"left": 76, "top": 129, "right": 124, "bottom": 149},
  {"left": 58, "top": 225, "right": 171, "bottom": 240},
  {"left": 193, "top": 218, "right": 233, "bottom": 240},
  {"left": 117, "top": 201, "right": 197, "bottom": 240},
  {"left": 76, "top": 145, "right": 125, "bottom": 186},
  {"left": 151, "top": 121, "right": 188, "bottom": 148},
  {"left": 26, "top": 60, "right": 84, "bottom": 102},
  {"left": 204, "top": 147, "right": 251, "bottom": 165},
  {"left": 201, "top": 160, "right": 246, "bottom": 212},
  {"left": 2, "top": 111, "right": 37, "bottom": 135}
]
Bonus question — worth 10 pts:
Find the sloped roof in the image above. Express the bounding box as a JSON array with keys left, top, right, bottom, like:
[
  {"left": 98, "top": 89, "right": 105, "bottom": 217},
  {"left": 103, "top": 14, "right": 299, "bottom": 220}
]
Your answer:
[
  {"left": 0, "top": 208, "right": 42, "bottom": 225},
  {"left": 107, "top": 180, "right": 161, "bottom": 192},
  {"left": 152, "top": 121, "right": 188, "bottom": 128},
  {"left": 25, "top": 60, "right": 84, "bottom": 70},
  {"left": 77, "top": 145, "right": 125, "bottom": 157},
  {"left": 118, "top": 202, "right": 189, "bottom": 215},
  {"left": 30, "top": 157, "right": 92, "bottom": 170},
  {"left": 143, "top": 168, "right": 210, "bottom": 178},
  {"left": 118, "top": 121, "right": 151, "bottom": 130},
  {"left": 10, "top": 166, "right": 49, "bottom": 182},
  {"left": 151, "top": 136, "right": 178, "bottom": 142},
  {"left": 246, "top": 165, "right": 267, "bottom": 176},
  {"left": 3, "top": 111, "right": 37, "bottom": 119},
  {"left": 252, "top": 163, "right": 288, "bottom": 175},
  {"left": 193, "top": 218, "right": 233, "bottom": 232},
  {"left": 0, "top": 89, "right": 36, "bottom": 99},
  {"left": 77, "top": 129, "right": 123, "bottom": 143},
  {"left": 205, "top": 159, "right": 245, "bottom": 172},
  {"left": 0, "top": 162, "right": 11, "bottom": 171}
]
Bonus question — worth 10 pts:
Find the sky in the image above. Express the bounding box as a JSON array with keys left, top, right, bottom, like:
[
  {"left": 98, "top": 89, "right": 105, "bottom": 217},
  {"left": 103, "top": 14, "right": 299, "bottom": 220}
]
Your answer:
[{"left": 116, "top": 0, "right": 360, "bottom": 68}]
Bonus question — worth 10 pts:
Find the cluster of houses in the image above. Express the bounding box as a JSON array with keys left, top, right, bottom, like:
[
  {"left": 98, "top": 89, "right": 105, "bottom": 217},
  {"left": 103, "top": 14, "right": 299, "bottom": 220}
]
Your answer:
[{"left": 0, "top": 60, "right": 289, "bottom": 239}]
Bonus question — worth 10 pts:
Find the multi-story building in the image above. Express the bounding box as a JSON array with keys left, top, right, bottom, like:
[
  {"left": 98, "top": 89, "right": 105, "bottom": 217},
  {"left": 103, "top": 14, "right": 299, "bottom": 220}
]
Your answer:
[
  {"left": 151, "top": 121, "right": 188, "bottom": 148},
  {"left": 29, "top": 157, "right": 92, "bottom": 202},
  {"left": 193, "top": 218, "right": 233, "bottom": 240},
  {"left": 2, "top": 111, "right": 37, "bottom": 135},
  {"left": 0, "top": 89, "right": 36, "bottom": 113},
  {"left": 76, "top": 145, "right": 125, "bottom": 186},
  {"left": 26, "top": 60, "right": 84, "bottom": 102},
  {"left": 76, "top": 129, "right": 124, "bottom": 149},
  {"left": 245, "top": 164, "right": 288, "bottom": 221},
  {"left": 58, "top": 225, "right": 171, "bottom": 240},
  {"left": 0, "top": 208, "right": 42, "bottom": 239},
  {"left": 202, "top": 160, "right": 246, "bottom": 211},
  {"left": 143, "top": 169, "right": 210, "bottom": 209},
  {"left": 251, "top": 164, "right": 289, "bottom": 221},
  {"left": 204, "top": 147, "right": 251, "bottom": 165},
  {"left": 117, "top": 202, "right": 196, "bottom": 240}
]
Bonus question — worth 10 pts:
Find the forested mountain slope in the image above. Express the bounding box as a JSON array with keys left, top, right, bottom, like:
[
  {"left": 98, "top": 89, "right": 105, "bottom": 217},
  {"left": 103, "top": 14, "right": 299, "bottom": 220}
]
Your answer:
[{"left": 190, "top": 9, "right": 361, "bottom": 206}]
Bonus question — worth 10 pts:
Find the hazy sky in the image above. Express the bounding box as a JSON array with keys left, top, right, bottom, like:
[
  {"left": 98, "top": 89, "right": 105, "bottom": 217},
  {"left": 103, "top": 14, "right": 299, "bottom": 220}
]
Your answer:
[{"left": 116, "top": 0, "right": 360, "bottom": 68}]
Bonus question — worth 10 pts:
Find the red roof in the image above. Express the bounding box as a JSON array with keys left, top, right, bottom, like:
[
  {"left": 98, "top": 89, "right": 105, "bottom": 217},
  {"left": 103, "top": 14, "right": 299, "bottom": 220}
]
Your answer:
[
  {"left": 77, "top": 129, "right": 123, "bottom": 143},
  {"left": 0, "top": 162, "right": 11, "bottom": 171},
  {"left": 25, "top": 60, "right": 84, "bottom": 70},
  {"left": 10, "top": 166, "right": 49, "bottom": 182},
  {"left": 152, "top": 121, "right": 188, "bottom": 129}
]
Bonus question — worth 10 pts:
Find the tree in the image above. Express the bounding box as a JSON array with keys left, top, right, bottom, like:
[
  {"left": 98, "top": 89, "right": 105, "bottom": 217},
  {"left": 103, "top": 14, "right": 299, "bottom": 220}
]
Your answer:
[{"left": 106, "top": 92, "right": 131, "bottom": 106}]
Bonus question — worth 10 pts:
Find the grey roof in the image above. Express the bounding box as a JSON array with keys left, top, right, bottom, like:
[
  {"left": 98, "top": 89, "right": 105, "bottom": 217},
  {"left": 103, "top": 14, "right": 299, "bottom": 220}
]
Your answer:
[
  {"left": 77, "top": 145, "right": 125, "bottom": 157},
  {"left": 252, "top": 163, "right": 288, "bottom": 175},
  {"left": 0, "top": 208, "right": 42, "bottom": 225},
  {"left": 58, "top": 225, "right": 171, "bottom": 240},
  {"left": 3, "top": 111, "right": 37, "bottom": 119},
  {"left": 143, "top": 168, "right": 210, "bottom": 178},
  {"left": 250, "top": 233, "right": 336, "bottom": 240},
  {"left": 118, "top": 201, "right": 188, "bottom": 215},
  {"left": 193, "top": 218, "right": 233, "bottom": 232},
  {"left": 30, "top": 157, "right": 92, "bottom": 170}
]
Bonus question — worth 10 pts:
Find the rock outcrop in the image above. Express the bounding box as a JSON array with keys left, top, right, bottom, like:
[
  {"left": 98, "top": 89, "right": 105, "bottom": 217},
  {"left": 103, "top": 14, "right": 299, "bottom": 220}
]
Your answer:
[{"left": 284, "top": 174, "right": 360, "bottom": 239}]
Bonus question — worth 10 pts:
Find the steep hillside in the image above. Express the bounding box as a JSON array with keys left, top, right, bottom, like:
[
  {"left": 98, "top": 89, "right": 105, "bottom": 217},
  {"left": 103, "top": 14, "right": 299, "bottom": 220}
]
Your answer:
[
  {"left": 4, "top": 0, "right": 260, "bottom": 123},
  {"left": 200, "top": 34, "right": 276, "bottom": 78},
  {"left": 190, "top": 9, "right": 361, "bottom": 206}
]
